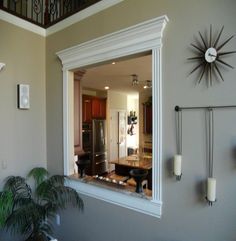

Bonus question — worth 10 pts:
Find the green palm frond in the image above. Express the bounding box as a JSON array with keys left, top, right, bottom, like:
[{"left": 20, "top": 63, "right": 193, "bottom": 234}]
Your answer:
[
  {"left": 5, "top": 199, "right": 50, "bottom": 236},
  {"left": 0, "top": 167, "right": 83, "bottom": 241},
  {"left": 48, "top": 185, "right": 83, "bottom": 210},
  {"left": 36, "top": 175, "right": 65, "bottom": 199},
  {"left": 37, "top": 178, "right": 83, "bottom": 211},
  {"left": 48, "top": 175, "right": 66, "bottom": 186},
  {"left": 35, "top": 175, "right": 65, "bottom": 199},
  {"left": 0, "top": 191, "right": 14, "bottom": 227},
  {"left": 5, "top": 200, "right": 35, "bottom": 236},
  {"left": 4, "top": 176, "right": 26, "bottom": 191},
  {"left": 27, "top": 167, "right": 49, "bottom": 187},
  {"left": 4, "top": 176, "right": 32, "bottom": 201}
]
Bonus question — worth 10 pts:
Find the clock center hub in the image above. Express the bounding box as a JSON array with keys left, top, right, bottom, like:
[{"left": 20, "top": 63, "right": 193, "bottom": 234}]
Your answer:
[{"left": 205, "top": 47, "right": 217, "bottom": 63}]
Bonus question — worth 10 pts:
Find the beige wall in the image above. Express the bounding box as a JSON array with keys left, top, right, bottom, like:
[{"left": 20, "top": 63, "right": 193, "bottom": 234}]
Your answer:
[
  {"left": 1, "top": 0, "right": 236, "bottom": 240},
  {"left": 46, "top": 1, "right": 236, "bottom": 241},
  {"left": 0, "top": 20, "right": 46, "bottom": 186},
  {"left": 107, "top": 90, "right": 127, "bottom": 110}
]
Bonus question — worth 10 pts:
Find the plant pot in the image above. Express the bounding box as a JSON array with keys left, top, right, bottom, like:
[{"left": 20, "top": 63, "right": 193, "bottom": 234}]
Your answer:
[
  {"left": 26, "top": 234, "right": 57, "bottom": 241},
  {"left": 47, "top": 235, "right": 58, "bottom": 241}
]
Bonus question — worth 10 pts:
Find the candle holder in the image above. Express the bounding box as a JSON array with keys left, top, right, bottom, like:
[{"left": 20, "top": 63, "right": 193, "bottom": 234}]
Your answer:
[
  {"left": 205, "top": 110, "right": 216, "bottom": 207},
  {"left": 205, "top": 196, "right": 216, "bottom": 206},
  {"left": 174, "top": 107, "right": 183, "bottom": 181},
  {"left": 173, "top": 172, "right": 182, "bottom": 181}
]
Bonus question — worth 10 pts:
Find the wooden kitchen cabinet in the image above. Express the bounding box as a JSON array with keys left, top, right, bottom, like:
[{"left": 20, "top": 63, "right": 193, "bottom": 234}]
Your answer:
[
  {"left": 92, "top": 97, "right": 106, "bottom": 119},
  {"left": 82, "top": 95, "right": 92, "bottom": 123},
  {"left": 82, "top": 95, "right": 106, "bottom": 122},
  {"left": 143, "top": 104, "right": 152, "bottom": 134},
  {"left": 91, "top": 98, "right": 101, "bottom": 118}
]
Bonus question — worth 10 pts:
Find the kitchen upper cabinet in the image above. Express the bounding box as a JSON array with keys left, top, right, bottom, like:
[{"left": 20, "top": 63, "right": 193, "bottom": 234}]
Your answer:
[
  {"left": 91, "top": 98, "right": 101, "bottom": 118},
  {"left": 82, "top": 95, "right": 92, "bottom": 123},
  {"left": 83, "top": 95, "right": 106, "bottom": 122},
  {"left": 92, "top": 97, "right": 106, "bottom": 119},
  {"left": 100, "top": 99, "right": 106, "bottom": 118},
  {"left": 143, "top": 104, "right": 152, "bottom": 134}
]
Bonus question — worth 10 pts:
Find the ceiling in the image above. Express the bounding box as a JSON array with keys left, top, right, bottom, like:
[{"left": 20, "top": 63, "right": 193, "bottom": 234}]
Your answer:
[{"left": 79, "top": 54, "right": 152, "bottom": 95}]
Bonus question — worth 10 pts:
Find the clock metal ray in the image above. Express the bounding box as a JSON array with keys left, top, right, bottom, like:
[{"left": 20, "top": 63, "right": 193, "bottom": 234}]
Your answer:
[{"left": 188, "top": 25, "right": 236, "bottom": 86}]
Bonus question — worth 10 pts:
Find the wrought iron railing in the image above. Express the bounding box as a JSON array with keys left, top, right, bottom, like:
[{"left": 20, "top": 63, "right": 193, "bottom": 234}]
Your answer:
[{"left": 0, "top": 0, "right": 101, "bottom": 28}]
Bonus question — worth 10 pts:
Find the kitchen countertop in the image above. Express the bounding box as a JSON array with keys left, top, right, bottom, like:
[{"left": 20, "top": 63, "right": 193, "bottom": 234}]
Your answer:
[
  {"left": 70, "top": 174, "right": 152, "bottom": 198},
  {"left": 110, "top": 155, "right": 152, "bottom": 170}
]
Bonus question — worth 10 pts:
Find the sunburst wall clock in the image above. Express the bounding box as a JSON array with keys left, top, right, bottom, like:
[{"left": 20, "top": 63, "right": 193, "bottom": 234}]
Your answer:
[{"left": 188, "top": 25, "right": 236, "bottom": 86}]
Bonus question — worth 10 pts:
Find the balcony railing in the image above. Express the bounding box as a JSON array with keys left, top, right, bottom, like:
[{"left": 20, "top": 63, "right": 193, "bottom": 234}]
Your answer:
[{"left": 0, "top": 0, "right": 101, "bottom": 28}]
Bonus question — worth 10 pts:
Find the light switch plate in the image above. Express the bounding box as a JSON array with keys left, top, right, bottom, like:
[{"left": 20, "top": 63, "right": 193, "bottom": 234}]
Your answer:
[
  {"left": 17, "top": 84, "right": 30, "bottom": 109},
  {"left": 2, "top": 160, "right": 7, "bottom": 169}
]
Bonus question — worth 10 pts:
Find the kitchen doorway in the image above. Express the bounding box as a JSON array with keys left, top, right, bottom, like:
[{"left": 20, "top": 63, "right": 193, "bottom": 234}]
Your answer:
[{"left": 109, "top": 109, "right": 127, "bottom": 167}]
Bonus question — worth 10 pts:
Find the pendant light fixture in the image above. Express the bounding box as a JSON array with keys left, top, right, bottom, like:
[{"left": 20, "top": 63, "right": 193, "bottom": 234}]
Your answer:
[
  {"left": 131, "top": 74, "right": 139, "bottom": 86},
  {"left": 143, "top": 80, "right": 152, "bottom": 89},
  {"left": 131, "top": 74, "right": 152, "bottom": 88}
]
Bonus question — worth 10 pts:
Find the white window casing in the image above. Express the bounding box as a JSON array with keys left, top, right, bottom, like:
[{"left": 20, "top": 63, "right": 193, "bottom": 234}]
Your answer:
[{"left": 57, "top": 15, "right": 169, "bottom": 218}]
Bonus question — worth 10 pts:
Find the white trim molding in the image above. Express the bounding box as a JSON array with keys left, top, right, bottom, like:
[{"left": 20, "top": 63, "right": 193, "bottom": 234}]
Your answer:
[
  {"left": 57, "top": 15, "right": 169, "bottom": 218},
  {"left": 0, "top": 0, "right": 123, "bottom": 37},
  {"left": 0, "top": 10, "right": 46, "bottom": 36}
]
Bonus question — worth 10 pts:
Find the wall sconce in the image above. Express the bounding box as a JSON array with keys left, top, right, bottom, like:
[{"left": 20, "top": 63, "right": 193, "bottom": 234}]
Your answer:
[
  {"left": 173, "top": 105, "right": 236, "bottom": 206},
  {"left": 173, "top": 106, "right": 182, "bottom": 180},
  {"left": 0, "top": 63, "right": 6, "bottom": 71}
]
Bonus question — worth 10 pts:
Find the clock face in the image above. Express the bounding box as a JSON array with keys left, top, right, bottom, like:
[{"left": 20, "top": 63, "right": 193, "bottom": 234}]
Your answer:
[
  {"left": 205, "top": 47, "right": 217, "bottom": 63},
  {"left": 188, "top": 25, "right": 236, "bottom": 86}
]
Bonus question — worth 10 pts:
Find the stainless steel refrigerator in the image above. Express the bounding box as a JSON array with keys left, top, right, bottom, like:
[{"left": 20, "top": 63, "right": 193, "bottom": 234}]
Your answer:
[{"left": 92, "top": 119, "right": 108, "bottom": 175}]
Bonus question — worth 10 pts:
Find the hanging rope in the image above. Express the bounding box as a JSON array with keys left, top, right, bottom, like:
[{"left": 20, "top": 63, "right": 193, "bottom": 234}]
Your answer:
[
  {"left": 207, "top": 108, "right": 214, "bottom": 178},
  {"left": 175, "top": 109, "right": 182, "bottom": 155}
]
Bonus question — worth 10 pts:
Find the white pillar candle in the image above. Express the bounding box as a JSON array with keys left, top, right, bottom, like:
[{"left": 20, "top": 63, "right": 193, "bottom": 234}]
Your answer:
[
  {"left": 207, "top": 177, "right": 216, "bottom": 202},
  {"left": 174, "top": 155, "right": 182, "bottom": 176}
]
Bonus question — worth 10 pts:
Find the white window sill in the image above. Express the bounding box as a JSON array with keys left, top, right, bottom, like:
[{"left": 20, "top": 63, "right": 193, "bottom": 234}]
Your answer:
[{"left": 67, "top": 176, "right": 162, "bottom": 218}]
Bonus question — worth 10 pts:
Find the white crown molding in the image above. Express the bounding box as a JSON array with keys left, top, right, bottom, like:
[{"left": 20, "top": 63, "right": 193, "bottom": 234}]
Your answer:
[
  {"left": 57, "top": 15, "right": 169, "bottom": 69},
  {"left": 57, "top": 15, "right": 169, "bottom": 218},
  {"left": 0, "top": 10, "right": 46, "bottom": 36},
  {"left": 0, "top": 0, "right": 123, "bottom": 37}
]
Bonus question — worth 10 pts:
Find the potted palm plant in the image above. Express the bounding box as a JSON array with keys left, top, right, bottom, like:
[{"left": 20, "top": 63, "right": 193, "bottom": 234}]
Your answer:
[{"left": 0, "top": 167, "right": 83, "bottom": 241}]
